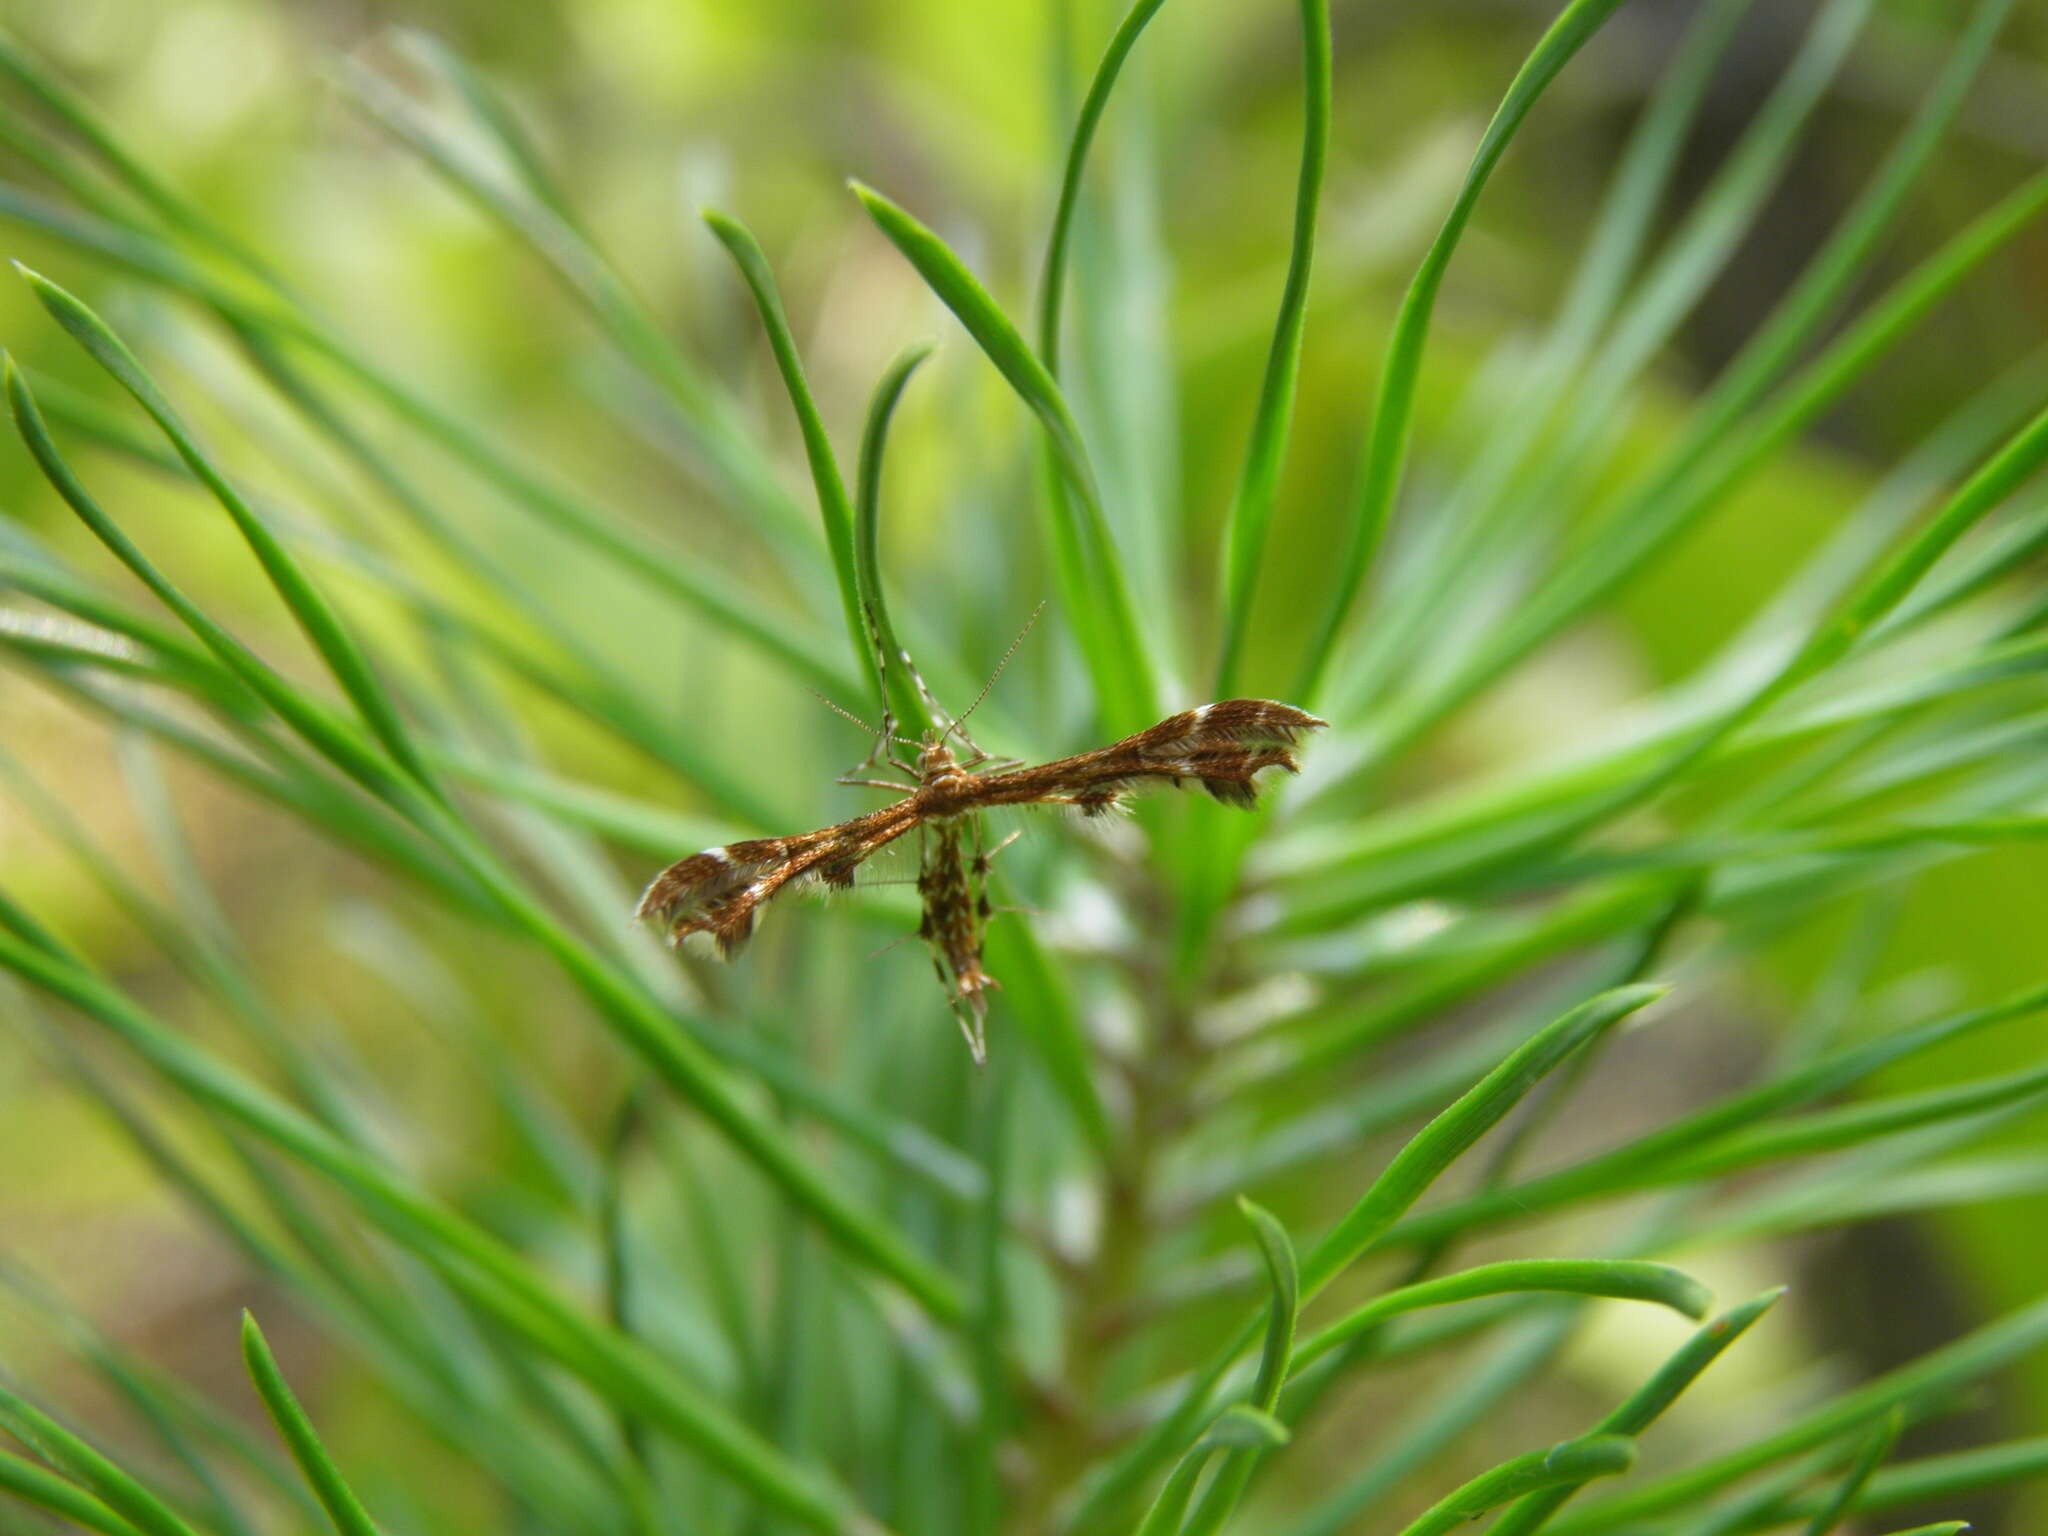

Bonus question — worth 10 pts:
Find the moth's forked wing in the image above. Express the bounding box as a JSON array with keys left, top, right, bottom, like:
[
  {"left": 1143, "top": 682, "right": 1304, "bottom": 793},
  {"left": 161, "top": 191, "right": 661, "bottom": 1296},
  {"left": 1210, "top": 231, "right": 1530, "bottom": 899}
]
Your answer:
[
  {"left": 634, "top": 836, "right": 804, "bottom": 956},
  {"left": 1130, "top": 698, "right": 1326, "bottom": 753},
  {"left": 1116, "top": 698, "right": 1330, "bottom": 806},
  {"left": 635, "top": 806, "right": 918, "bottom": 956},
  {"left": 977, "top": 698, "right": 1329, "bottom": 814}
]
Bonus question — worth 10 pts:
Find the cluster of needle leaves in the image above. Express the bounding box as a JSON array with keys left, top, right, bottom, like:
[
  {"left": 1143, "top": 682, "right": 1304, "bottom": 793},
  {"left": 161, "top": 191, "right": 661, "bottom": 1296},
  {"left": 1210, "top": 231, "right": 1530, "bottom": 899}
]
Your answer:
[{"left": 1, "top": 1, "right": 2047, "bottom": 1534}]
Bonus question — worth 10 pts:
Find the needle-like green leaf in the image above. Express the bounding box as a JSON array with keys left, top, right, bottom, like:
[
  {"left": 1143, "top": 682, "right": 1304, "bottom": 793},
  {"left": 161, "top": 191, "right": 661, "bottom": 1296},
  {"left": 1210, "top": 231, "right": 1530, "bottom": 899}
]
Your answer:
[
  {"left": 0, "top": 1447, "right": 149, "bottom": 1536},
  {"left": 1394, "top": 1435, "right": 1635, "bottom": 1536},
  {"left": 239, "top": 1314, "right": 384, "bottom": 1536},
  {"left": 1071, "top": 984, "right": 1662, "bottom": 1534},
  {"left": 0, "top": 1385, "right": 202, "bottom": 1536},
  {"left": 850, "top": 179, "right": 1156, "bottom": 730},
  {"left": 1213, "top": 0, "right": 1329, "bottom": 695},
  {"left": 1293, "top": 1260, "right": 1711, "bottom": 1372},
  {"left": 1486, "top": 1289, "right": 1784, "bottom": 1535},
  {"left": 703, "top": 210, "right": 884, "bottom": 721},
  {"left": 1545, "top": 1294, "right": 2048, "bottom": 1533},
  {"left": 855, "top": 341, "right": 942, "bottom": 741},
  {"left": 16, "top": 267, "right": 440, "bottom": 796},
  {"left": 0, "top": 930, "right": 888, "bottom": 1535},
  {"left": 1296, "top": 0, "right": 1632, "bottom": 704}
]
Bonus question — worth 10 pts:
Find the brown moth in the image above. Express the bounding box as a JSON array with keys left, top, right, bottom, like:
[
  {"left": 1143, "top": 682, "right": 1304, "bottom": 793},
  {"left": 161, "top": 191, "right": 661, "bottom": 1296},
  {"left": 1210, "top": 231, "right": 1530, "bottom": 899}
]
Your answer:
[{"left": 637, "top": 655, "right": 1325, "bottom": 1059}]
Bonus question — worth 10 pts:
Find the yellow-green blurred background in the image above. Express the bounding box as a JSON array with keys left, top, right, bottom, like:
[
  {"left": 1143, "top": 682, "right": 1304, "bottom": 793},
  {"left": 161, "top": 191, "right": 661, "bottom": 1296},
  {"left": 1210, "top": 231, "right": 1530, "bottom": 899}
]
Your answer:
[{"left": 4, "top": 0, "right": 2048, "bottom": 1527}]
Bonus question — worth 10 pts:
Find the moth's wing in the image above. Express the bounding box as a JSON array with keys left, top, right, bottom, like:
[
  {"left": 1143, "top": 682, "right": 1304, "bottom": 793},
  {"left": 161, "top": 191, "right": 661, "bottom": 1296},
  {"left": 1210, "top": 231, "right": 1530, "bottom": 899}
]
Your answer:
[
  {"left": 1127, "top": 699, "right": 1328, "bottom": 754},
  {"left": 806, "top": 808, "right": 924, "bottom": 893},
  {"left": 636, "top": 831, "right": 820, "bottom": 922},
  {"left": 1081, "top": 754, "right": 1281, "bottom": 809},
  {"left": 975, "top": 701, "right": 1328, "bottom": 816},
  {"left": 1115, "top": 699, "right": 1329, "bottom": 805},
  {"left": 637, "top": 807, "right": 917, "bottom": 955}
]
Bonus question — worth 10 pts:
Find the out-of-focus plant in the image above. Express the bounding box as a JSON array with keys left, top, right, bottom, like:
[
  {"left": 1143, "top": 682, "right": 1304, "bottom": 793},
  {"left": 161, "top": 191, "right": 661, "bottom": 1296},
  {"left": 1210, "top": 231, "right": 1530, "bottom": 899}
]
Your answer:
[{"left": 1, "top": 1, "right": 2046, "bottom": 1533}]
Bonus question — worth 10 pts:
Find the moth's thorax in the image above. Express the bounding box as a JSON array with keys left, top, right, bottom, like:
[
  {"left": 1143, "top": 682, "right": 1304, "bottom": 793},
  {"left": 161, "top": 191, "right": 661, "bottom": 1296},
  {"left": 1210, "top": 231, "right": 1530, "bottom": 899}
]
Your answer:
[{"left": 912, "top": 739, "right": 979, "bottom": 819}]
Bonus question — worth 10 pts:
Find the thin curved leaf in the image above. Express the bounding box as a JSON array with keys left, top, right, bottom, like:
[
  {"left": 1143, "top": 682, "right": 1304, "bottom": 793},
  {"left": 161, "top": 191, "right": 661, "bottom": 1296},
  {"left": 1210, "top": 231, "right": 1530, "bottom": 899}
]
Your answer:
[{"left": 239, "top": 1314, "right": 383, "bottom": 1536}]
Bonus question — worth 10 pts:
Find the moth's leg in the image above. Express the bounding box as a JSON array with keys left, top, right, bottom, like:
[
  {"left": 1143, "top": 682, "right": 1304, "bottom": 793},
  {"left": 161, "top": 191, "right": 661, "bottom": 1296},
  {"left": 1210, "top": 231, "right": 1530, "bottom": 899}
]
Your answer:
[
  {"left": 855, "top": 705, "right": 902, "bottom": 771},
  {"left": 868, "top": 707, "right": 896, "bottom": 759},
  {"left": 823, "top": 699, "right": 922, "bottom": 789},
  {"left": 913, "top": 820, "right": 937, "bottom": 904},
  {"left": 866, "top": 714, "right": 898, "bottom": 771},
  {"left": 855, "top": 605, "right": 941, "bottom": 771},
  {"left": 856, "top": 604, "right": 910, "bottom": 751},
  {"left": 975, "top": 829, "right": 1023, "bottom": 871},
  {"left": 900, "top": 646, "right": 957, "bottom": 738},
  {"left": 839, "top": 729, "right": 921, "bottom": 791},
  {"left": 950, "top": 993, "right": 990, "bottom": 1066},
  {"left": 812, "top": 685, "right": 911, "bottom": 773}
]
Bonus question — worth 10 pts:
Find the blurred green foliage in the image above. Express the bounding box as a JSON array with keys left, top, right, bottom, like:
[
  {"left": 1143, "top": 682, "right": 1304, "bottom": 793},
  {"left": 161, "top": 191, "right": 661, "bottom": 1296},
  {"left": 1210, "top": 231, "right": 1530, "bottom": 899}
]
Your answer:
[{"left": 3, "top": 1, "right": 2048, "bottom": 1533}]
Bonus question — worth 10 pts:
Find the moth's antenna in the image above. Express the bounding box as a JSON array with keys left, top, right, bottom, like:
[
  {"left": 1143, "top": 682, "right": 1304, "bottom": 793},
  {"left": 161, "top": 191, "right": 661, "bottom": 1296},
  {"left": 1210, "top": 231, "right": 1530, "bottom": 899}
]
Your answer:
[
  {"left": 943, "top": 601, "right": 1045, "bottom": 747},
  {"left": 807, "top": 690, "right": 921, "bottom": 750}
]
